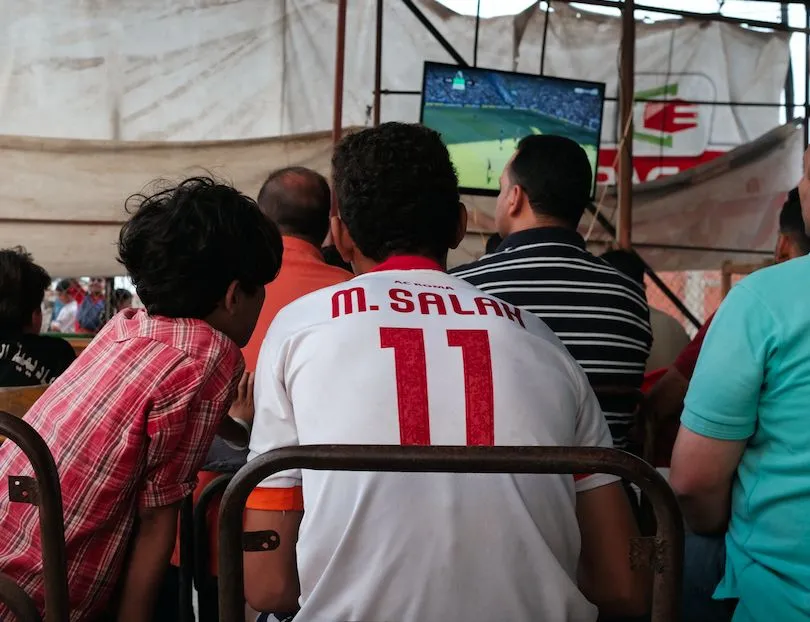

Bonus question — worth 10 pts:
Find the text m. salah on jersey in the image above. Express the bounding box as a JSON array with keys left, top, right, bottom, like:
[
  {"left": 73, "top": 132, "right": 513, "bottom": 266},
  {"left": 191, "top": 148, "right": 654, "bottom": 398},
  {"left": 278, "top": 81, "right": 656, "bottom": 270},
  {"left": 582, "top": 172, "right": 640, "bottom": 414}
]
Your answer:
[{"left": 331, "top": 287, "right": 525, "bottom": 327}]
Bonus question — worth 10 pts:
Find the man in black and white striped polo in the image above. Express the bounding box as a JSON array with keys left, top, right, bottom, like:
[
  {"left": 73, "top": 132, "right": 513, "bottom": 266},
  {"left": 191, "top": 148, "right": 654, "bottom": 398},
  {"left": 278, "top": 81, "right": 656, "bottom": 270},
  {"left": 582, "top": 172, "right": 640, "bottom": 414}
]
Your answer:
[{"left": 451, "top": 135, "right": 652, "bottom": 451}]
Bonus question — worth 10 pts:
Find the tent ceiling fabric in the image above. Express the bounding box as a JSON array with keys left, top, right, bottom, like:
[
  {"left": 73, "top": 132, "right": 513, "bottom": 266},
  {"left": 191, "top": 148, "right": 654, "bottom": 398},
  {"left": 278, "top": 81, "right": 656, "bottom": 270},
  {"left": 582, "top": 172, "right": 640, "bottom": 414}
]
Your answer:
[
  {"left": 0, "top": 0, "right": 794, "bottom": 276},
  {"left": 0, "top": 1, "right": 788, "bottom": 141}
]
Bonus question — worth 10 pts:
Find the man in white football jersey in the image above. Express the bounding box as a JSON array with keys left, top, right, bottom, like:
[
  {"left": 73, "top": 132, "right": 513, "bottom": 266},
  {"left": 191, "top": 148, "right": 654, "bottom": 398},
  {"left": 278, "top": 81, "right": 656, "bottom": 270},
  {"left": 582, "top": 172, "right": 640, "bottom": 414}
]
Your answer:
[{"left": 244, "top": 122, "right": 648, "bottom": 621}]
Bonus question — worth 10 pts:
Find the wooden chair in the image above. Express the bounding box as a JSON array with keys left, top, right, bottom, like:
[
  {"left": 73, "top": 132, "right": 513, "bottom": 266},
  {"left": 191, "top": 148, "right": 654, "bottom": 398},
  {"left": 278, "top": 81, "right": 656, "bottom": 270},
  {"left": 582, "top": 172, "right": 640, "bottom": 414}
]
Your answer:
[
  {"left": 0, "top": 386, "right": 48, "bottom": 419},
  {"left": 65, "top": 337, "right": 92, "bottom": 357}
]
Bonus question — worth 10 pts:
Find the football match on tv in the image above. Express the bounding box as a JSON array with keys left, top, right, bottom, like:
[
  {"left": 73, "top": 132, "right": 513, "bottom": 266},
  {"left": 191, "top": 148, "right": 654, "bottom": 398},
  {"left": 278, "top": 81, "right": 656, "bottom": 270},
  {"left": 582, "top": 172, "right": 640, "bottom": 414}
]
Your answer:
[{"left": 420, "top": 62, "right": 605, "bottom": 196}]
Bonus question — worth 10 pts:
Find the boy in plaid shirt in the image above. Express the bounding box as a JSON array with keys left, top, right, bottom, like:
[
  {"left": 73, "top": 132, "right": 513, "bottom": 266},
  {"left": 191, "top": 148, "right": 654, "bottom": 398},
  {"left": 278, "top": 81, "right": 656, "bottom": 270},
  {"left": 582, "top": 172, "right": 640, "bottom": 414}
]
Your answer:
[{"left": 0, "top": 177, "right": 283, "bottom": 621}]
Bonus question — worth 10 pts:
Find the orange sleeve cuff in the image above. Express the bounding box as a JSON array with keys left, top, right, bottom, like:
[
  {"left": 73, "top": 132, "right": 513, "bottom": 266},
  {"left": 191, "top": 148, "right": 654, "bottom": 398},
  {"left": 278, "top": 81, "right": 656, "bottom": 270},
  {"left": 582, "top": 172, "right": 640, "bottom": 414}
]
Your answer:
[{"left": 246, "top": 486, "right": 304, "bottom": 511}]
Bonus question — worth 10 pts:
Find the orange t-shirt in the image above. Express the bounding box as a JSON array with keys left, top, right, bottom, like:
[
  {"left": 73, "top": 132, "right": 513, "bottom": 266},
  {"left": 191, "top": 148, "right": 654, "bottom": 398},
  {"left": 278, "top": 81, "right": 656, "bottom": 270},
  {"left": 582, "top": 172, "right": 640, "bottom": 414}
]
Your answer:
[{"left": 242, "top": 236, "right": 353, "bottom": 371}]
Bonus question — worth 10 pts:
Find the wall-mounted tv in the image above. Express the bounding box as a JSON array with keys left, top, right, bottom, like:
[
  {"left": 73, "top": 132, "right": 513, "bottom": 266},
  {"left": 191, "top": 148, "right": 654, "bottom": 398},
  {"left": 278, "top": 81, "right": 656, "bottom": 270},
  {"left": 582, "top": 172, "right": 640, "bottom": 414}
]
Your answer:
[{"left": 420, "top": 61, "right": 606, "bottom": 198}]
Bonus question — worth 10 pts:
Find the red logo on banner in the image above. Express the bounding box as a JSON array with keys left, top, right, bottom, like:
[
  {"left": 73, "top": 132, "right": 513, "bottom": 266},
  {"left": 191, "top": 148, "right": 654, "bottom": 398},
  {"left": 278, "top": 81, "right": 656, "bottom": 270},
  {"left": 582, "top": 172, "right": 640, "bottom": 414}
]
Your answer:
[{"left": 642, "top": 100, "right": 699, "bottom": 134}]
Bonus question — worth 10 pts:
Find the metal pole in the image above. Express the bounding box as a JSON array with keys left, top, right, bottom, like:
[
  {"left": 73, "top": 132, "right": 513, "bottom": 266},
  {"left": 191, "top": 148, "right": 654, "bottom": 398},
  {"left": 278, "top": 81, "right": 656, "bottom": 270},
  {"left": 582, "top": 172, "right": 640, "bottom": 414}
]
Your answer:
[
  {"left": 473, "top": 0, "right": 481, "bottom": 67},
  {"left": 373, "top": 0, "right": 383, "bottom": 126},
  {"left": 540, "top": 1, "right": 551, "bottom": 76},
  {"left": 558, "top": 0, "right": 809, "bottom": 34},
  {"left": 806, "top": 4, "right": 809, "bottom": 147},
  {"left": 332, "top": 0, "right": 348, "bottom": 147},
  {"left": 401, "top": 0, "right": 470, "bottom": 67},
  {"left": 331, "top": 0, "right": 348, "bottom": 218},
  {"left": 783, "top": 3, "right": 795, "bottom": 121},
  {"left": 618, "top": 0, "right": 635, "bottom": 249}
]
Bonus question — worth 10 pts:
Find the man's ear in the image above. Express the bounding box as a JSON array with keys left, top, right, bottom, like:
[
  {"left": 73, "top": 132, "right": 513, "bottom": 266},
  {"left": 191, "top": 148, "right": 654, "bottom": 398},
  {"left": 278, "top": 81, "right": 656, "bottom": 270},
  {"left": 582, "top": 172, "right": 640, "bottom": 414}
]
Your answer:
[
  {"left": 222, "top": 280, "right": 240, "bottom": 315},
  {"left": 775, "top": 233, "right": 791, "bottom": 263},
  {"left": 507, "top": 184, "right": 524, "bottom": 218},
  {"left": 451, "top": 202, "right": 468, "bottom": 249},
  {"left": 330, "top": 215, "right": 355, "bottom": 264}
]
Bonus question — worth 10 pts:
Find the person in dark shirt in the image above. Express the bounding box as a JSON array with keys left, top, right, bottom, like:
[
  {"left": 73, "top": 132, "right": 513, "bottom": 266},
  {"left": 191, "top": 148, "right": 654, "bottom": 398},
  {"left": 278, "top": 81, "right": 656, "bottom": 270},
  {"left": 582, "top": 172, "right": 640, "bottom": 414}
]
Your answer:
[
  {"left": 0, "top": 247, "right": 76, "bottom": 387},
  {"left": 452, "top": 135, "right": 651, "bottom": 450}
]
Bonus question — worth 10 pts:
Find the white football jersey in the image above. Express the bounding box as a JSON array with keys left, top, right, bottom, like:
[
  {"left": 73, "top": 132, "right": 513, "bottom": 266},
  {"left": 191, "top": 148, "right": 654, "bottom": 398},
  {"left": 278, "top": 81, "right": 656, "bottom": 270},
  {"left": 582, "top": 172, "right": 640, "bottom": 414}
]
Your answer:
[{"left": 250, "top": 259, "right": 617, "bottom": 622}]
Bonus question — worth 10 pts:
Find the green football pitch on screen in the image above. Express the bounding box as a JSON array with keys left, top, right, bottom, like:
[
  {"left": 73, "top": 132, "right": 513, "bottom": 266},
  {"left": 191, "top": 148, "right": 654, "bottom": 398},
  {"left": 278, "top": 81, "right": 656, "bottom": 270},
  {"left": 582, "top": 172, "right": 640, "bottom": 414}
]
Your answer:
[{"left": 423, "top": 105, "right": 599, "bottom": 193}]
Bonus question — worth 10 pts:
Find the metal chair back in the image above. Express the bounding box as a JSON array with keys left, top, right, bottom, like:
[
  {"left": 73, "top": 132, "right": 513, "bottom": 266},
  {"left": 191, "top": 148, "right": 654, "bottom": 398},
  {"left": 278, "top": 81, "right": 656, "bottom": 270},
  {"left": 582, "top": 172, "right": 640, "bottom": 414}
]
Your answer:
[
  {"left": 0, "top": 411, "right": 69, "bottom": 622},
  {"left": 217, "top": 445, "right": 683, "bottom": 622}
]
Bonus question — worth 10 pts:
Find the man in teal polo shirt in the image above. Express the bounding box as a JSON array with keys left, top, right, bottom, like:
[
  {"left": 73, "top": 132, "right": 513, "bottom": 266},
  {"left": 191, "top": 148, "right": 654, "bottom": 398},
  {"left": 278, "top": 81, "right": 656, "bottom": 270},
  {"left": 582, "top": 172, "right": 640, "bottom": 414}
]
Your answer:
[{"left": 671, "top": 150, "right": 810, "bottom": 621}]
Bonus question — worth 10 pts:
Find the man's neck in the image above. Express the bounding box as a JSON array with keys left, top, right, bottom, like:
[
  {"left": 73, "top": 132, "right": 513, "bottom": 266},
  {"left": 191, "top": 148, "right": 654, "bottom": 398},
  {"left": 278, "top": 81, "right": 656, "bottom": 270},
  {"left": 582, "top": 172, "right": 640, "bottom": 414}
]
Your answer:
[
  {"left": 356, "top": 253, "right": 447, "bottom": 275},
  {"left": 281, "top": 232, "right": 321, "bottom": 249},
  {"left": 506, "top": 215, "right": 572, "bottom": 237}
]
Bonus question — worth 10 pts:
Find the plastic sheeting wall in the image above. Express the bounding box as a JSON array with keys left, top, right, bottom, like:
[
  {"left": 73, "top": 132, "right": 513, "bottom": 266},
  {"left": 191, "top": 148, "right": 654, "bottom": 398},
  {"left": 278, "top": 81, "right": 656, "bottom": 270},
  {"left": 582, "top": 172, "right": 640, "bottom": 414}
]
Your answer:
[
  {"left": 0, "top": 1, "right": 789, "bottom": 143},
  {"left": 0, "top": 130, "right": 339, "bottom": 276},
  {"left": 0, "top": 0, "right": 794, "bottom": 276}
]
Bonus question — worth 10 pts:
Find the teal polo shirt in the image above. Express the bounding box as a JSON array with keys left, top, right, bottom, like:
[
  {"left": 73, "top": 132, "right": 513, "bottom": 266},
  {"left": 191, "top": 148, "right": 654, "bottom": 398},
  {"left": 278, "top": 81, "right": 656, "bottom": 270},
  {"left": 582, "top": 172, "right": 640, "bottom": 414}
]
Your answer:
[{"left": 682, "top": 255, "right": 810, "bottom": 621}]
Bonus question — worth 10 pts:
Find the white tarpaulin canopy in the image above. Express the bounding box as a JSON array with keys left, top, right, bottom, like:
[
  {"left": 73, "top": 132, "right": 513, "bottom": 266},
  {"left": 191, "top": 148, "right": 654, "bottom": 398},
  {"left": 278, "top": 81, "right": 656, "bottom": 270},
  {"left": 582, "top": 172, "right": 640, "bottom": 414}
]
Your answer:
[{"left": 0, "top": 0, "right": 795, "bottom": 275}]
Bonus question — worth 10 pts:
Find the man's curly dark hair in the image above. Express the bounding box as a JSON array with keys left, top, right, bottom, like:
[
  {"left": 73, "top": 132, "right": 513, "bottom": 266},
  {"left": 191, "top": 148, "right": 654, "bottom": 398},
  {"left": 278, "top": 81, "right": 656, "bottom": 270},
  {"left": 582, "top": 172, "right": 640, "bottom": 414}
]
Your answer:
[
  {"left": 0, "top": 247, "right": 51, "bottom": 333},
  {"left": 332, "top": 122, "right": 461, "bottom": 262},
  {"left": 117, "top": 176, "right": 283, "bottom": 319}
]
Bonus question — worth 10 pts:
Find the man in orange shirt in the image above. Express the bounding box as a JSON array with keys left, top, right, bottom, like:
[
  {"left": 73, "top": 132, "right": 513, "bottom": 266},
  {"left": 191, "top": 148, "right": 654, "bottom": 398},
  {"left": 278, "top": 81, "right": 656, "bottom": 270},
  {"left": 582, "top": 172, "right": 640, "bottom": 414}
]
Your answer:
[{"left": 242, "top": 166, "right": 353, "bottom": 370}]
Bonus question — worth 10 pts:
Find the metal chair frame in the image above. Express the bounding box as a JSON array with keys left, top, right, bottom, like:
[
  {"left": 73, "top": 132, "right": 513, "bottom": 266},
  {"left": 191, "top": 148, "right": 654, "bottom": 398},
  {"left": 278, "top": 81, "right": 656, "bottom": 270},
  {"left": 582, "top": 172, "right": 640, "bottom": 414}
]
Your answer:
[
  {"left": 178, "top": 494, "right": 195, "bottom": 622},
  {"left": 0, "top": 411, "right": 69, "bottom": 622},
  {"left": 193, "top": 474, "right": 233, "bottom": 622},
  {"left": 217, "top": 445, "right": 684, "bottom": 622}
]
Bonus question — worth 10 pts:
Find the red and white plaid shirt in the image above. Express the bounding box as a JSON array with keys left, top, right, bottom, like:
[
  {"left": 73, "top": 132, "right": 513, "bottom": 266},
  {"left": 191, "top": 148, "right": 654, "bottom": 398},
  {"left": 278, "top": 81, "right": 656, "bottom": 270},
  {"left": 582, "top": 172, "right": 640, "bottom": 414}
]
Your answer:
[{"left": 0, "top": 309, "right": 243, "bottom": 621}]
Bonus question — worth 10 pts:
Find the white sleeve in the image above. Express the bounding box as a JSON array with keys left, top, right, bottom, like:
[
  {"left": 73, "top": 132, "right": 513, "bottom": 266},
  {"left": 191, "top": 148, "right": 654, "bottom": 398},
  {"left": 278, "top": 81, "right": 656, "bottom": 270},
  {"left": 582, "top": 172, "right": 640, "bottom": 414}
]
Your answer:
[
  {"left": 56, "top": 305, "right": 76, "bottom": 332},
  {"left": 248, "top": 318, "right": 301, "bottom": 490},
  {"left": 572, "top": 365, "right": 622, "bottom": 493}
]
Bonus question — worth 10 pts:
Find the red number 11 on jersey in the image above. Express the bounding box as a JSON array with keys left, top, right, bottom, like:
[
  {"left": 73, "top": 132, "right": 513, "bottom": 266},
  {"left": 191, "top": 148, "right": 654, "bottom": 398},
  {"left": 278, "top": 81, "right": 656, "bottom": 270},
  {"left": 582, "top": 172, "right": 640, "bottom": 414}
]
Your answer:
[{"left": 380, "top": 327, "right": 494, "bottom": 446}]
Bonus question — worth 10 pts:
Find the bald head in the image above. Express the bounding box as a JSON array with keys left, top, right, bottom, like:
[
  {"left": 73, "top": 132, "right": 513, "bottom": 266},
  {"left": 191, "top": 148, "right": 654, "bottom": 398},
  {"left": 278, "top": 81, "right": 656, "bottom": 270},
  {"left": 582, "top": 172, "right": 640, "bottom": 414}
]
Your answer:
[{"left": 257, "top": 167, "right": 331, "bottom": 246}]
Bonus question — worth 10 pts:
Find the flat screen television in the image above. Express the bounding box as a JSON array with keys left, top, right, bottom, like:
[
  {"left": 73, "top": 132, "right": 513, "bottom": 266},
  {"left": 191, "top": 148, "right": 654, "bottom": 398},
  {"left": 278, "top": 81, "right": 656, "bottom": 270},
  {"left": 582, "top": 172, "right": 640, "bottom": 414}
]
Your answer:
[{"left": 420, "top": 61, "right": 606, "bottom": 198}]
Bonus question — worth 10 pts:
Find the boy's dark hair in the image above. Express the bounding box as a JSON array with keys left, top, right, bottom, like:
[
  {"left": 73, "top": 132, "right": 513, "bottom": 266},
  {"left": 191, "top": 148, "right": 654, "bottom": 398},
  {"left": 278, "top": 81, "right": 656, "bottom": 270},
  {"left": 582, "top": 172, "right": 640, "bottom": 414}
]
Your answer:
[
  {"left": 55, "top": 279, "right": 72, "bottom": 293},
  {"left": 257, "top": 167, "right": 331, "bottom": 247},
  {"left": 0, "top": 247, "right": 51, "bottom": 333},
  {"left": 509, "top": 134, "right": 593, "bottom": 228},
  {"left": 779, "top": 187, "right": 810, "bottom": 255},
  {"left": 332, "top": 122, "right": 461, "bottom": 262},
  {"left": 600, "top": 248, "right": 646, "bottom": 286},
  {"left": 118, "top": 176, "right": 283, "bottom": 319}
]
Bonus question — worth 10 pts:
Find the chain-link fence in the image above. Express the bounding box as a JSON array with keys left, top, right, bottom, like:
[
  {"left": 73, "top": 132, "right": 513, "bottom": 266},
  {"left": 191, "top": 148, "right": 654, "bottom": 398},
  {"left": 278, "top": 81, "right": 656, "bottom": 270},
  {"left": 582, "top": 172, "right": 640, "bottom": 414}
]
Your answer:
[{"left": 645, "top": 262, "right": 771, "bottom": 337}]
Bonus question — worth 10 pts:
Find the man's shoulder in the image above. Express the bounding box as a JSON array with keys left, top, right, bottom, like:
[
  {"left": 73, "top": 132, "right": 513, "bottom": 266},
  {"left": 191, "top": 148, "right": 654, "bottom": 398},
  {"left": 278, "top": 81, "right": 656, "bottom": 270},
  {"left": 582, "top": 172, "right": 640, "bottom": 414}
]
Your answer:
[
  {"left": 740, "top": 257, "right": 808, "bottom": 296},
  {"left": 270, "top": 278, "right": 361, "bottom": 335},
  {"left": 22, "top": 333, "right": 76, "bottom": 358},
  {"left": 275, "top": 253, "right": 352, "bottom": 286},
  {"left": 452, "top": 240, "right": 609, "bottom": 277}
]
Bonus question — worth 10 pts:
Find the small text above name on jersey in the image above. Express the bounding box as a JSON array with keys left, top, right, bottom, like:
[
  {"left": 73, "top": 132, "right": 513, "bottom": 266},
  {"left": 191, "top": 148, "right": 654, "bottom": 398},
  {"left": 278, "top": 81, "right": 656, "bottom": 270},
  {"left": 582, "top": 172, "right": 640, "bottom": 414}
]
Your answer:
[{"left": 331, "top": 287, "right": 524, "bottom": 327}]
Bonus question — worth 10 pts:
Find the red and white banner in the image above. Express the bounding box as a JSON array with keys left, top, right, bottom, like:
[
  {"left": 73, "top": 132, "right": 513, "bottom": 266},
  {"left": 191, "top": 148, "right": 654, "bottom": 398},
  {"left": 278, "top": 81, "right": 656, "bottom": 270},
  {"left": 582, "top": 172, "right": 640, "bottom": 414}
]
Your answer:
[{"left": 586, "top": 120, "right": 805, "bottom": 271}]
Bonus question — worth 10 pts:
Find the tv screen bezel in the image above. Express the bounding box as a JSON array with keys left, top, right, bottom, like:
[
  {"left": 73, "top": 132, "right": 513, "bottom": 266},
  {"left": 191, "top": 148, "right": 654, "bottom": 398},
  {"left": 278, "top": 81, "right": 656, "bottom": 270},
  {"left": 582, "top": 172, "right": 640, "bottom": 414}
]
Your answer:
[{"left": 419, "top": 61, "right": 607, "bottom": 199}]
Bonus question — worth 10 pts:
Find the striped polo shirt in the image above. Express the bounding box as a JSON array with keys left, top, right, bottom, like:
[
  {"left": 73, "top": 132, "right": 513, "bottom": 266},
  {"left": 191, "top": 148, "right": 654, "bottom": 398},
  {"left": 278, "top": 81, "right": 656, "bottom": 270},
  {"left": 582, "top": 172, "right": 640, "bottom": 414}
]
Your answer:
[{"left": 451, "top": 227, "right": 652, "bottom": 450}]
